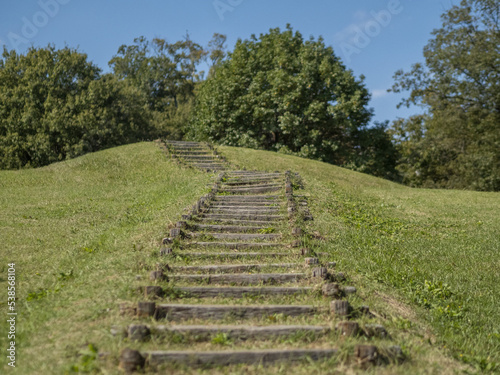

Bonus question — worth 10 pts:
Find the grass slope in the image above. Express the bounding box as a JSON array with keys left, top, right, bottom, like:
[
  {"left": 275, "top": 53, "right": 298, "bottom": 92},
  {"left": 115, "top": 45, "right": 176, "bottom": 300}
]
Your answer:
[
  {"left": 221, "top": 145, "right": 500, "bottom": 373},
  {"left": 0, "top": 142, "right": 211, "bottom": 373},
  {"left": 0, "top": 142, "right": 498, "bottom": 374}
]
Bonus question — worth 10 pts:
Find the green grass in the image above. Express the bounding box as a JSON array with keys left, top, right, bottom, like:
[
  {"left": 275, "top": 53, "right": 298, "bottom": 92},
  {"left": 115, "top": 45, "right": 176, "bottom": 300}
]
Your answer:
[
  {"left": 0, "top": 142, "right": 211, "bottom": 373},
  {"left": 1, "top": 142, "right": 499, "bottom": 374},
  {"left": 220, "top": 145, "right": 500, "bottom": 373}
]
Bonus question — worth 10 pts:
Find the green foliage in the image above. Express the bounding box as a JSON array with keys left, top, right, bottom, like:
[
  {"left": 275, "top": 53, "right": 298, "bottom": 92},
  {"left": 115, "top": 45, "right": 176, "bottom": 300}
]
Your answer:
[
  {"left": 258, "top": 227, "right": 276, "bottom": 234},
  {"left": 68, "top": 343, "right": 98, "bottom": 373},
  {"left": 0, "top": 45, "right": 152, "bottom": 169},
  {"left": 109, "top": 34, "right": 225, "bottom": 139},
  {"left": 188, "top": 25, "right": 397, "bottom": 179},
  {"left": 390, "top": 0, "right": 500, "bottom": 191},
  {"left": 211, "top": 332, "right": 231, "bottom": 345}
]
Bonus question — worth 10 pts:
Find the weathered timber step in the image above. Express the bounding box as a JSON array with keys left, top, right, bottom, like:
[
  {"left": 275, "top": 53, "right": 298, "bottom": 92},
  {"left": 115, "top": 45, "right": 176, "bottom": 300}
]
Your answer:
[
  {"left": 221, "top": 186, "right": 282, "bottom": 194},
  {"left": 167, "top": 142, "right": 205, "bottom": 146},
  {"left": 221, "top": 182, "right": 282, "bottom": 189},
  {"left": 174, "top": 151, "right": 213, "bottom": 155},
  {"left": 136, "top": 324, "right": 329, "bottom": 340},
  {"left": 210, "top": 202, "right": 282, "bottom": 207},
  {"left": 178, "top": 159, "right": 220, "bottom": 163},
  {"left": 210, "top": 203, "right": 281, "bottom": 208},
  {"left": 171, "top": 273, "right": 306, "bottom": 285},
  {"left": 142, "top": 349, "right": 338, "bottom": 368},
  {"left": 223, "top": 180, "right": 283, "bottom": 185},
  {"left": 178, "top": 252, "right": 293, "bottom": 259},
  {"left": 185, "top": 242, "right": 284, "bottom": 249},
  {"left": 210, "top": 201, "right": 280, "bottom": 206},
  {"left": 224, "top": 179, "right": 284, "bottom": 186},
  {"left": 225, "top": 174, "right": 283, "bottom": 178},
  {"left": 180, "top": 155, "right": 219, "bottom": 158},
  {"left": 196, "top": 219, "right": 283, "bottom": 226},
  {"left": 207, "top": 210, "right": 281, "bottom": 217},
  {"left": 208, "top": 207, "right": 280, "bottom": 213},
  {"left": 227, "top": 172, "right": 282, "bottom": 177},
  {"left": 190, "top": 224, "right": 267, "bottom": 233},
  {"left": 170, "top": 146, "right": 207, "bottom": 150},
  {"left": 168, "top": 146, "right": 207, "bottom": 150},
  {"left": 213, "top": 195, "right": 279, "bottom": 200},
  {"left": 167, "top": 286, "right": 312, "bottom": 297},
  {"left": 189, "top": 233, "right": 281, "bottom": 241},
  {"left": 153, "top": 303, "right": 316, "bottom": 320},
  {"left": 191, "top": 163, "right": 226, "bottom": 167},
  {"left": 201, "top": 214, "right": 283, "bottom": 221},
  {"left": 166, "top": 140, "right": 201, "bottom": 144},
  {"left": 192, "top": 166, "right": 226, "bottom": 170},
  {"left": 189, "top": 160, "right": 223, "bottom": 163},
  {"left": 171, "top": 263, "right": 299, "bottom": 273}
]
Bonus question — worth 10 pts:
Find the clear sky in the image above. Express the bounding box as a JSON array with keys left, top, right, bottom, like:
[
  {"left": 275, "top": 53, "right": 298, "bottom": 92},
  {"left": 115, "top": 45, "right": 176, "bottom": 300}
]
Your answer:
[{"left": 0, "top": 0, "right": 457, "bottom": 124}]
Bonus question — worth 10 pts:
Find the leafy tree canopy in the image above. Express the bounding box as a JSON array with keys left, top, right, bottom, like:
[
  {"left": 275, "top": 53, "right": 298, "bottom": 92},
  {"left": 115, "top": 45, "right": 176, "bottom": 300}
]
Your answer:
[
  {"left": 0, "top": 45, "right": 152, "bottom": 169},
  {"left": 188, "top": 25, "right": 397, "bottom": 178},
  {"left": 109, "top": 34, "right": 226, "bottom": 139},
  {"left": 390, "top": 0, "right": 500, "bottom": 191}
]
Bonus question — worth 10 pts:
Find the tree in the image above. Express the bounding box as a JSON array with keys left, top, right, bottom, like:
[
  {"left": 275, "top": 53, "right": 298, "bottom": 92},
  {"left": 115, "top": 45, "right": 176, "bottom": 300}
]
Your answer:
[
  {"left": 390, "top": 0, "right": 500, "bottom": 191},
  {"left": 207, "top": 33, "right": 227, "bottom": 77},
  {"left": 188, "top": 26, "right": 395, "bottom": 176},
  {"left": 109, "top": 34, "right": 210, "bottom": 138},
  {"left": 0, "top": 46, "right": 152, "bottom": 169}
]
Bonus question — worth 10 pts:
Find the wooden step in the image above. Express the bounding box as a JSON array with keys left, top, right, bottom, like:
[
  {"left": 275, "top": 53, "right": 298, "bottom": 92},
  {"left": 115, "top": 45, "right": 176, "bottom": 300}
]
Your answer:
[
  {"left": 221, "top": 186, "right": 281, "bottom": 194},
  {"left": 183, "top": 158, "right": 220, "bottom": 162},
  {"left": 200, "top": 214, "right": 283, "bottom": 221},
  {"left": 153, "top": 303, "right": 316, "bottom": 320},
  {"left": 191, "top": 163, "right": 226, "bottom": 167},
  {"left": 190, "top": 224, "right": 267, "bottom": 233},
  {"left": 208, "top": 208, "right": 280, "bottom": 214},
  {"left": 189, "top": 224, "right": 269, "bottom": 232},
  {"left": 221, "top": 182, "right": 282, "bottom": 189},
  {"left": 165, "top": 286, "right": 312, "bottom": 297},
  {"left": 210, "top": 203, "right": 281, "bottom": 209},
  {"left": 174, "top": 151, "right": 212, "bottom": 155},
  {"left": 214, "top": 195, "right": 279, "bottom": 201},
  {"left": 178, "top": 252, "right": 293, "bottom": 259},
  {"left": 170, "top": 146, "right": 207, "bottom": 150},
  {"left": 189, "top": 233, "right": 281, "bottom": 241},
  {"left": 224, "top": 179, "right": 283, "bottom": 186},
  {"left": 143, "top": 348, "right": 338, "bottom": 368},
  {"left": 171, "top": 273, "right": 306, "bottom": 285},
  {"left": 226, "top": 173, "right": 283, "bottom": 177},
  {"left": 181, "top": 155, "right": 218, "bottom": 158},
  {"left": 133, "top": 324, "right": 329, "bottom": 340},
  {"left": 185, "top": 242, "right": 284, "bottom": 249},
  {"left": 195, "top": 219, "right": 282, "bottom": 226},
  {"left": 210, "top": 200, "right": 284, "bottom": 209},
  {"left": 171, "top": 263, "right": 299, "bottom": 273}
]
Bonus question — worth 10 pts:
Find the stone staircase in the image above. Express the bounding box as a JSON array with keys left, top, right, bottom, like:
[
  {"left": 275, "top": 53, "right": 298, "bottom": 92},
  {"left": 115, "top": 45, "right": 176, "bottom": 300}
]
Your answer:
[
  {"left": 163, "top": 140, "right": 228, "bottom": 172},
  {"left": 112, "top": 142, "right": 404, "bottom": 373}
]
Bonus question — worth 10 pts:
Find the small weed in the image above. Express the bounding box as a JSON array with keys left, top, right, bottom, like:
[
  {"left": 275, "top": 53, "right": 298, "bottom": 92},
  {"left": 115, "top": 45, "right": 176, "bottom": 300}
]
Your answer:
[
  {"left": 267, "top": 313, "right": 288, "bottom": 323},
  {"left": 258, "top": 227, "right": 276, "bottom": 234},
  {"left": 68, "top": 343, "right": 98, "bottom": 373},
  {"left": 211, "top": 332, "right": 231, "bottom": 345},
  {"left": 391, "top": 317, "right": 413, "bottom": 331},
  {"left": 26, "top": 286, "right": 62, "bottom": 301},
  {"left": 57, "top": 270, "right": 74, "bottom": 282}
]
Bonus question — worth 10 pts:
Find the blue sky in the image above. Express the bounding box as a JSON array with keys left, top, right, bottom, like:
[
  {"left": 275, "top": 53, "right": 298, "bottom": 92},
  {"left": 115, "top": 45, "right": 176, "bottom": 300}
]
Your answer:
[{"left": 0, "top": 0, "right": 457, "bottom": 124}]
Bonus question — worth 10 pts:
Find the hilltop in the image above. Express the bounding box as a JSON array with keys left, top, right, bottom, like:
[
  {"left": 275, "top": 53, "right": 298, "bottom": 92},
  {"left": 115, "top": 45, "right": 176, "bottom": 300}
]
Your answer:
[{"left": 0, "top": 142, "right": 498, "bottom": 374}]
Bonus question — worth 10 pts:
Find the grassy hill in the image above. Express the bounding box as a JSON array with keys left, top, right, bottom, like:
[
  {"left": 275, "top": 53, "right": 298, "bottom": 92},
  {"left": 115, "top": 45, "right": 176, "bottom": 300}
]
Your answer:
[{"left": 0, "top": 142, "right": 499, "bottom": 373}]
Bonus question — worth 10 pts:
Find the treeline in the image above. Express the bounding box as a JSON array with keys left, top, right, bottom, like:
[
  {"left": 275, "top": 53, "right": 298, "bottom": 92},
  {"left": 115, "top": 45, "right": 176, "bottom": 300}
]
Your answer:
[
  {"left": 0, "top": 33, "right": 226, "bottom": 169},
  {"left": 0, "top": 0, "right": 498, "bottom": 191}
]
